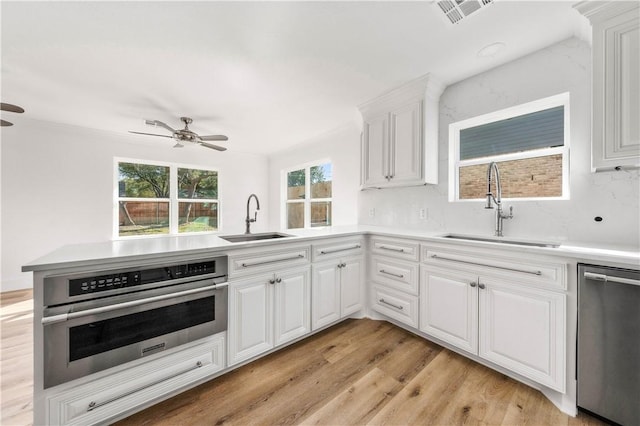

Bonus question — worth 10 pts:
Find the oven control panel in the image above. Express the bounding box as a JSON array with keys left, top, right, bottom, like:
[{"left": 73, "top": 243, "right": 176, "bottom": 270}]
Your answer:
[{"left": 69, "top": 260, "right": 217, "bottom": 296}]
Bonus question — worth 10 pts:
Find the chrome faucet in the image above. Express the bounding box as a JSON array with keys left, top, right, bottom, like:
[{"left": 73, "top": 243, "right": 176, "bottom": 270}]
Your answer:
[
  {"left": 485, "top": 162, "right": 513, "bottom": 237},
  {"left": 245, "top": 194, "right": 260, "bottom": 234}
]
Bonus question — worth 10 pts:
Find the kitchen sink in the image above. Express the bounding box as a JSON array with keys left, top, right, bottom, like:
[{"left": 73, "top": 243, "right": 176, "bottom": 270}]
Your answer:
[
  {"left": 219, "top": 232, "right": 292, "bottom": 243},
  {"left": 441, "top": 233, "right": 560, "bottom": 248}
]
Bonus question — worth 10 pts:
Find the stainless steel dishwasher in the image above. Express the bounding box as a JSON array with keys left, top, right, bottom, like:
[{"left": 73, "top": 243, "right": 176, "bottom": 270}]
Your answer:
[{"left": 578, "top": 263, "right": 640, "bottom": 425}]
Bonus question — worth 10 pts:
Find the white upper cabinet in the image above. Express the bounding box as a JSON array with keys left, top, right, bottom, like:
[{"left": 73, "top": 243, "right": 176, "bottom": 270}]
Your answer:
[
  {"left": 389, "top": 101, "right": 424, "bottom": 185},
  {"left": 360, "top": 74, "right": 444, "bottom": 188},
  {"left": 362, "top": 113, "right": 390, "bottom": 188},
  {"left": 576, "top": 1, "right": 640, "bottom": 171}
]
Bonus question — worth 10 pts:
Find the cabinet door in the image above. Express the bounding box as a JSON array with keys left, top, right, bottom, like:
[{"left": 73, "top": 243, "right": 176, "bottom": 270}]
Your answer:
[
  {"left": 590, "top": 5, "right": 640, "bottom": 170},
  {"left": 478, "top": 279, "right": 565, "bottom": 392},
  {"left": 389, "top": 100, "right": 423, "bottom": 185},
  {"left": 273, "top": 268, "right": 310, "bottom": 347},
  {"left": 228, "top": 276, "right": 273, "bottom": 366},
  {"left": 340, "top": 257, "right": 364, "bottom": 317},
  {"left": 362, "top": 113, "right": 390, "bottom": 187},
  {"left": 420, "top": 266, "right": 478, "bottom": 354},
  {"left": 311, "top": 262, "right": 341, "bottom": 330}
]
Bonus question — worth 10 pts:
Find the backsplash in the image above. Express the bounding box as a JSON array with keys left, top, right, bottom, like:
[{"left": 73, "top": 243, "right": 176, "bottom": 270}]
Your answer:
[{"left": 359, "top": 38, "right": 640, "bottom": 248}]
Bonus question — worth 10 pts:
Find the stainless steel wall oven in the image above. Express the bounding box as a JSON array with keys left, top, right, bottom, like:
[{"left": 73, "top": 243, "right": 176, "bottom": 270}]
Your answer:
[{"left": 41, "top": 256, "right": 228, "bottom": 389}]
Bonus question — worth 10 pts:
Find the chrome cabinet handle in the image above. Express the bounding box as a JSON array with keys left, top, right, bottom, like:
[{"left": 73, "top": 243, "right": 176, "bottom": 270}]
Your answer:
[
  {"left": 379, "top": 245, "right": 405, "bottom": 253},
  {"left": 478, "top": 283, "right": 486, "bottom": 290},
  {"left": 269, "top": 279, "right": 276, "bottom": 284},
  {"left": 429, "top": 254, "right": 542, "bottom": 276},
  {"left": 87, "top": 360, "right": 204, "bottom": 412},
  {"left": 470, "top": 282, "right": 477, "bottom": 288},
  {"left": 276, "top": 278, "right": 282, "bottom": 283},
  {"left": 379, "top": 299, "right": 403, "bottom": 310},
  {"left": 320, "top": 245, "right": 361, "bottom": 255},
  {"left": 379, "top": 269, "right": 404, "bottom": 279},
  {"left": 241, "top": 253, "right": 304, "bottom": 268}
]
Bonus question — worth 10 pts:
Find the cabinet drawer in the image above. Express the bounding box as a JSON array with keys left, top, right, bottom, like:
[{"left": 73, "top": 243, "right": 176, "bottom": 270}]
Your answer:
[
  {"left": 312, "top": 237, "right": 364, "bottom": 262},
  {"left": 370, "top": 256, "right": 419, "bottom": 295},
  {"left": 371, "top": 285, "right": 419, "bottom": 328},
  {"left": 422, "top": 245, "right": 566, "bottom": 290},
  {"left": 47, "top": 334, "right": 225, "bottom": 425},
  {"left": 371, "top": 236, "right": 420, "bottom": 261},
  {"left": 229, "top": 244, "right": 310, "bottom": 277}
]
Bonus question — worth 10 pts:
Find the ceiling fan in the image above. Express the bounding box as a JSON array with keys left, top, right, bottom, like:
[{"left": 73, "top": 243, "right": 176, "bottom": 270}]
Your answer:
[
  {"left": 1, "top": 103, "right": 25, "bottom": 127},
  {"left": 129, "top": 116, "right": 228, "bottom": 151}
]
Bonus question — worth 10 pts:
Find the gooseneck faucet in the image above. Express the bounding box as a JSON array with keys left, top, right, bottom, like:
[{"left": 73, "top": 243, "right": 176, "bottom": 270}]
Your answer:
[
  {"left": 245, "top": 194, "right": 260, "bottom": 234},
  {"left": 485, "top": 162, "right": 513, "bottom": 237}
]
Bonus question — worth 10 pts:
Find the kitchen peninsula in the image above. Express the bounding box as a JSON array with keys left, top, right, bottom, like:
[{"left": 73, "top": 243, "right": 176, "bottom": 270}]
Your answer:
[{"left": 24, "top": 226, "right": 639, "bottom": 425}]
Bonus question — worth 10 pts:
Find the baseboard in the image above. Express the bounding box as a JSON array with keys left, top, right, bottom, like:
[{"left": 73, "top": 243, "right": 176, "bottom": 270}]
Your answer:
[{"left": 1, "top": 276, "right": 33, "bottom": 293}]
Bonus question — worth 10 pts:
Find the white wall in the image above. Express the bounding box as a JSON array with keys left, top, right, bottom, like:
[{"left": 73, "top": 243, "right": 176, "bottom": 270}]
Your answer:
[
  {"left": 359, "top": 37, "right": 640, "bottom": 248},
  {"left": 267, "top": 123, "right": 361, "bottom": 230},
  {"left": 1, "top": 120, "right": 269, "bottom": 291}
]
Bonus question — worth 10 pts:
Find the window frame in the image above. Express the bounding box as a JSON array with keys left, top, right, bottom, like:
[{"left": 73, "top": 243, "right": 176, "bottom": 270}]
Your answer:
[
  {"left": 281, "top": 159, "right": 333, "bottom": 230},
  {"left": 114, "top": 158, "right": 221, "bottom": 239},
  {"left": 448, "top": 93, "right": 570, "bottom": 202}
]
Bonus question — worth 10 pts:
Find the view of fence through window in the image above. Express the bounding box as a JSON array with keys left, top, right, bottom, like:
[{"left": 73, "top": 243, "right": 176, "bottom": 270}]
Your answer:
[
  {"left": 118, "top": 162, "right": 218, "bottom": 236},
  {"left": 286, "top": 163, "right": 332, "bottom": 229}
]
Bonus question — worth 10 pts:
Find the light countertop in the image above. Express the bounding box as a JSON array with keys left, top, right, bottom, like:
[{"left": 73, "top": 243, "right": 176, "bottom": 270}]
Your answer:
[{"left": 23, "top": 225, "right": 640, "bottom": 273}]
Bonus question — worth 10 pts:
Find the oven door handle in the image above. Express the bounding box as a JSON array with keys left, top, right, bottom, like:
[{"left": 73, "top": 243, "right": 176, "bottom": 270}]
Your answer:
[{"left": 41, "top": 282, "right": 228, "bottom": 326}]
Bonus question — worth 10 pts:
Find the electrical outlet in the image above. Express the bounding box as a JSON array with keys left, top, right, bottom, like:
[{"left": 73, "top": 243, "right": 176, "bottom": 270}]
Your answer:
[
  {"left": 369, "top": 208, "right": 375, "bottom": 218},
  {"left": 419, "top": 208, "right": 427, "bottom": 220}
]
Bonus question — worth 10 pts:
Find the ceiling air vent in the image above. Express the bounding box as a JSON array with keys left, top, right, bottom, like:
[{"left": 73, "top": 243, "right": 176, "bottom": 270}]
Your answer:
[{"left": 436, "top": 0, "right": 494, "bottom": 25}]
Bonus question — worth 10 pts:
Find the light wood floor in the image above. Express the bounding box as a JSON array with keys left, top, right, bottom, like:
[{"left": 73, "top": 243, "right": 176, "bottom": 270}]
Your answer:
[
  {"left": 1, "top": 290, "right": 605, "bottom": 426},
  {"left": 1, "top": 290, "right": 34, "bottom": 426}
]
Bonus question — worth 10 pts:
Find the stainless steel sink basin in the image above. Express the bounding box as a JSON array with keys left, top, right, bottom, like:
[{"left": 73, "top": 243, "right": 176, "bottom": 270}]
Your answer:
[
  {"left": 219, "top": 232, "right": 292, "bottom": 243},
  {"left": 441, "top": 233, "right": 560, "bottom": 248}
]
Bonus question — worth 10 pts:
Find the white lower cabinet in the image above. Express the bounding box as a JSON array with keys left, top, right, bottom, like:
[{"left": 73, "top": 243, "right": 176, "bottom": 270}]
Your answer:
[
  {"left": 369, "top": 237, "right": 421, "bottom": 328},
  {"left": 478, "top": 279, "right": 565, "bottom": 390},
  {"left": 420, "top": 265, "right": 566, "bottom": 392},
  {"left": 46, "top": 334, "right": 225, "bottom": 425},
  {"left": 420, "top": 267, "right": 478, "bottom": 353},
  {"left": 312, "top": 256, "right": 364, "bottom": 330},
  {"left": 228, "top": 267, "right": 310, "bottom": 366},
  {"left": 371, "top": 285, "right": 419, "bottom": 328}
]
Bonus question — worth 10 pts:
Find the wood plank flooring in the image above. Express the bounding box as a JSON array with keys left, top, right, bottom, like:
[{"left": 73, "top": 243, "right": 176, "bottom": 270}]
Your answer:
[
  {"left": 1, "top": 290, "right": 34, "bottom": 426},
  {"left": 1, "top": 290, "right": 605, "bottom": 426}
]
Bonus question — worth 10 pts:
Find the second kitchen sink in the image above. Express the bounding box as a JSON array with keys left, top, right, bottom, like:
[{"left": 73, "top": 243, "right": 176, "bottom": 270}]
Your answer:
[{"left": 441, "top": 233, "right": 560, "bottom": 248}]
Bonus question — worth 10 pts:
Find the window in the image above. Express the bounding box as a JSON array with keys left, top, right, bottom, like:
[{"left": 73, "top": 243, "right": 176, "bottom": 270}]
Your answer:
[
  {"left": 116, "top": 160, "right": 219, "bottom": 237},
  {"left": 284, "top": 161, "right": 332, "bottom": 229},
  {"left": 449, "top": 93, "right": 569, "bottom": 202}
]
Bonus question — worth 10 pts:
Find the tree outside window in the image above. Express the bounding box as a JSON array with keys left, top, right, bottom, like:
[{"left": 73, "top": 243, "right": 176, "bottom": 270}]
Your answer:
[{"left": 117, "top": 160, "right": 219, "bottom": 237}]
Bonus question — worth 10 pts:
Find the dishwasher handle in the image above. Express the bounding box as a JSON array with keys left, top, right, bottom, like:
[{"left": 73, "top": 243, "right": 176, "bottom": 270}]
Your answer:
[{"left": 584, "top": 272, "right": 640, "bottom": 287}]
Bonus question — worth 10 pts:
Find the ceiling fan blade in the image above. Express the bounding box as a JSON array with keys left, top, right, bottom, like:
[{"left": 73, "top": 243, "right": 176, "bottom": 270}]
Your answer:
[
  {"left": 199, "top": 135, "right": 229, "bottom": 141},
  {"left": 1, "top": 119, "right": 14, "bottom": 127},
  {"left": 129, "top": 131, "right": 172, "bottom": 138},
  {"left": 1, "top": 103, "right": 25, "bottom": 113},
  {"left": 200, "top": 142, "right": 227, "bottom": 151},
  {"left": 145, "top": 120, "right": 176, "bottom": 133}
]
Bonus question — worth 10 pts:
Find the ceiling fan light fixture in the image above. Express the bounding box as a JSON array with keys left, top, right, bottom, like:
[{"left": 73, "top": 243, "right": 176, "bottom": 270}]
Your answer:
[
  {"left": 1, "top": 102, "right": 25, "bottom": 126},
  {"left": 130, "top": 116, "right": 228, "bottom": 152}
]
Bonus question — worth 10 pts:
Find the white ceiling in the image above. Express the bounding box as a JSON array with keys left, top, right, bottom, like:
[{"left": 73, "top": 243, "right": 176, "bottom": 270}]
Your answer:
[{"left": 1, "top": 1, "right": 585, "bottom": 155}]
